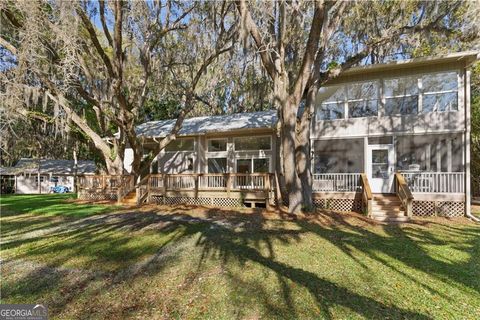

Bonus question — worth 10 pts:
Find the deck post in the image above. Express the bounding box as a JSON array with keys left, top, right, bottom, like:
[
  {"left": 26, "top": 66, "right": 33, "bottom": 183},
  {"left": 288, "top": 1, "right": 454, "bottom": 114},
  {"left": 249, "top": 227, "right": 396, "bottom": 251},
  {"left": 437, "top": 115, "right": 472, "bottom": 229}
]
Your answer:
[
  {"left": 195, "top": 174, "right": 199, "bottom": 198},
  {"left": 163, "top": 174, "right": 168, "bottom": 199},
  {"left": 265, "top": 174, "right": 272, "bottom": 210},
  {"left": 226, "top": 173, "right": 231, "bottom": 197}
]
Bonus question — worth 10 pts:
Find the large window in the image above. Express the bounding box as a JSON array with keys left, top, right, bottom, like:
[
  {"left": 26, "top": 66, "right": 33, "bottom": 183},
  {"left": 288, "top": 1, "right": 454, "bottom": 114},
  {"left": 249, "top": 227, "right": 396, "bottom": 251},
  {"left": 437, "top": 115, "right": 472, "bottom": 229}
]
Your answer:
[
  {"left": 347, "top": 81, "right": 378, "bottom": 118},
  {"left": 165, "top": 139, "right": 194, "bottom": 152},
  {"left": 422, "top": 72, "right": 458, "bottom": 112},
  {"left": 313, "top": 139, "right": 363, "bottom": 173},
  {"left": 396, "top": 134, "right": 463, "bottom": 172},
  {"left": 207, "top": 158, "right": 227, "bottom": 173},
  {"left": 384, "top": 76, "right": 418, "bottom": 115},
  {"left": 317, "top": 82, "right": 378, "bottom": 120},
  {"left": 234, "top": 136, "right": 271, "bottom": 151},
  {"left": 236, "top": 158, "right": 270, "bottom": 173},
  {"left": 316, "top": 71, "right": 459, "bottom": 120},
  {"left": 207, "top": 139, "right": 227, "bottom": 152},
  {"left": 317, "top": 86, "right": 345, "bottom": 120}
]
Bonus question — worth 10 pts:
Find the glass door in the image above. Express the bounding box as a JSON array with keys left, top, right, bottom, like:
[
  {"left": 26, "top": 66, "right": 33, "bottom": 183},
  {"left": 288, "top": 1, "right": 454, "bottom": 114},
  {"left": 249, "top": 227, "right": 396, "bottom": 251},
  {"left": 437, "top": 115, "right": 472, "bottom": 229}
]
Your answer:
[{"left": 368, "top": 145, "right": 394, "bottom": 193}]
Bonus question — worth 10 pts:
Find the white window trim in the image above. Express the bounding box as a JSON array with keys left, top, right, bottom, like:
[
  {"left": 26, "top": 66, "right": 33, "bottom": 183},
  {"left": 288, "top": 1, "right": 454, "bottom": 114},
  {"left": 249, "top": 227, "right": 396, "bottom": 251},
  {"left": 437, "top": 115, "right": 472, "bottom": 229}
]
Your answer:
[
  {"left": 316, "top": 102, "right": 346, "bottom": 121},
  {"left": 318, "top": 80, "right": 380, "bottom": 120},
  {"left": 234, "top": 156, "right": 272, "bottom": 173},
  {"left": 233, "top": 135, "right": 272, "bottom": 151},
  {"left": 317, "top": 70, "right": 460, "bottom": 121},
  {"left": 383, "top": 75, "right": 419, "bottom": 98},
  {"left": 421, "top": 71, "right": 459, "bottom": 113},
  {"left": 206, "top": 138, "right": 228, "bottom": 152}
]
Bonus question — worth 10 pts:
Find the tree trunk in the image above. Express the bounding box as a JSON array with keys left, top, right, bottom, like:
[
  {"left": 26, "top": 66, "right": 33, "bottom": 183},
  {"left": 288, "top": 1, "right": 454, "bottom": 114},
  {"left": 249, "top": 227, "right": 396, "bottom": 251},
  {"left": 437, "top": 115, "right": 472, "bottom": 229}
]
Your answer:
[
  {"left": 274, "top": 73, "right": 303, "bottom": 213},
  {"left": 296, "top": 122, "right": 313, "bottom": 211},
  {"left": 296, "top": 86, "right": 317, "bottom": 211},
  {"left": 105, "top": 156, "right": 124, "bottom": 175}
]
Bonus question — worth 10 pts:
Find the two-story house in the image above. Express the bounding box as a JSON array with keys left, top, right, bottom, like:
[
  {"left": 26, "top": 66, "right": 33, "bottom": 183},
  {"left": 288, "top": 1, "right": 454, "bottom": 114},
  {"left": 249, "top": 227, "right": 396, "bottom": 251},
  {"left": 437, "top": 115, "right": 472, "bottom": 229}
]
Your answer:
[{"left": 78, "top": 51, "right": 478, "bottom": 220}]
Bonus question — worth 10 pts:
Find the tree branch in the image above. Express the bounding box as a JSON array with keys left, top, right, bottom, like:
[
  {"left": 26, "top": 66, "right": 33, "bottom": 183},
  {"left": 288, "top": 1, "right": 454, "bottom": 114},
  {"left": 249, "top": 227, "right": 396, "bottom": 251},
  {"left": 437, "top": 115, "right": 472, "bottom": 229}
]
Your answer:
[
  {"left": 236, "top": 0, "right": 276, "bottom": 79},
  {"left": 292, "top": 0, "right": 325, "bottom": 104},
  {"left": 98, "top": 0, "right": 114, "bottom": 48},
  {"left": 76, "top": 5, "right": 115, "bottom": 78}
]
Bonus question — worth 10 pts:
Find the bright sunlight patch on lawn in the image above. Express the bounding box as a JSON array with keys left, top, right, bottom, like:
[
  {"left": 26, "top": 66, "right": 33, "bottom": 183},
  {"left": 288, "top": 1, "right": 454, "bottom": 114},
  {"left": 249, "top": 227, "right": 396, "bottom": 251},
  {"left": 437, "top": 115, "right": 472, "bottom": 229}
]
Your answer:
[{"left": 1, "top": 195, "right": 479, "bottom": 319}]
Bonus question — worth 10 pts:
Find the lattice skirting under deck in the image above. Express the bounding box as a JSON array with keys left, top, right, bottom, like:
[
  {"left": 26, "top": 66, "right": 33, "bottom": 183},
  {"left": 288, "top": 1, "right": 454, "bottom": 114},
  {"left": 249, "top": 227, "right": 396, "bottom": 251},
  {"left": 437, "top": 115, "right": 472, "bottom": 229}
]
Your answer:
[
  {"left": 313, "top": 198, "right": 362, "bottom": 213},
  {"left": 149, "top": 195, "right": 246, "bottom": 208},
  {"left": 412, "top": 200, "right": 465, "bottom": 217},
  {"left": 78, "top": 190, "right": 117, "bottom": 201}
]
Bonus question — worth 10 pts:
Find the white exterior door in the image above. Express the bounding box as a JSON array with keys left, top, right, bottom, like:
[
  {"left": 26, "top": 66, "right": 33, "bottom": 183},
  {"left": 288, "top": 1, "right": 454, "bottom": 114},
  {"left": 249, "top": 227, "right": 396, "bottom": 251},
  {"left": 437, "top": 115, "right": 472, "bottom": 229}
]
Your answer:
[{"left": 368, "top": 145, "right": 395, "bottom": 193}]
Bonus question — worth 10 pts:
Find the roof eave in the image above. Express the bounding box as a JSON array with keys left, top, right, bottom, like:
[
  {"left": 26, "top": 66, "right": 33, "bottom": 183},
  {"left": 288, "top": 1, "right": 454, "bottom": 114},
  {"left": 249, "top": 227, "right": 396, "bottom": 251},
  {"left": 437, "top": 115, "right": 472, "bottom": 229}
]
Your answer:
[{"left": 340, "top": 51, "right": 480, "bottom": 77}]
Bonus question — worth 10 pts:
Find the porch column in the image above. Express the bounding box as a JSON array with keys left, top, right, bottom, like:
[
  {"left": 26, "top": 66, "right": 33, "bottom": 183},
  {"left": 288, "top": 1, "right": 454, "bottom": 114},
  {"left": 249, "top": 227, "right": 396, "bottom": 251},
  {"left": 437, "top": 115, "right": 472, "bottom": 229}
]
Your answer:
[
  {"left": 447, "top": 139, "right": 452, "bottom": 172},
  {"left": 465, "top": 69, "right": 471, "bottom": 216},
  {"left": 363, "top": 137, "right": 368, "bottom": 174}
]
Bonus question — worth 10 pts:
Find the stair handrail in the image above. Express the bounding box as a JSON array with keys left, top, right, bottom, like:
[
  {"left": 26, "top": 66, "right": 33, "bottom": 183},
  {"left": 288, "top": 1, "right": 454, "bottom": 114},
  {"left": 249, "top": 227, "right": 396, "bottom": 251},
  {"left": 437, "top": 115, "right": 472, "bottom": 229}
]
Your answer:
[
  {"left": 135, "top": 173, "right": 151, "bottom": 205},
  {"left": 395, "top": 172, "right": 414, "bottom": 217},
  {"left": 117, "top": 175, "right": 135, "bottom": 203},
  {"left": 360, "top": 174, "right": 373, "bottom": 217}
]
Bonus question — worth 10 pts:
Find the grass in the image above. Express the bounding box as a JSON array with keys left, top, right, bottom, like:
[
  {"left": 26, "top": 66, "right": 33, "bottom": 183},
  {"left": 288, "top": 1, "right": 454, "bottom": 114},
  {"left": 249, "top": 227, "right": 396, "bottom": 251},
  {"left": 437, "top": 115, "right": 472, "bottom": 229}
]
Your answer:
[
  {"left": 0, "top": 194, "right": 118, "bottom": 217},
  {"left": 1, "top": 195, "right": 480, "bottom": 319}
]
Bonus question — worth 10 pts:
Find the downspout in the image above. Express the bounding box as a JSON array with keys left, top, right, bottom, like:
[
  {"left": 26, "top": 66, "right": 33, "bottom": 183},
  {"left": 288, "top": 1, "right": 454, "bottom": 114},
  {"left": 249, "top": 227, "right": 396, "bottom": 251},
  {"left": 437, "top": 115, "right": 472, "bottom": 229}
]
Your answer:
[{"left": 465, "top": 67, "right": 479, "bottom": 222}]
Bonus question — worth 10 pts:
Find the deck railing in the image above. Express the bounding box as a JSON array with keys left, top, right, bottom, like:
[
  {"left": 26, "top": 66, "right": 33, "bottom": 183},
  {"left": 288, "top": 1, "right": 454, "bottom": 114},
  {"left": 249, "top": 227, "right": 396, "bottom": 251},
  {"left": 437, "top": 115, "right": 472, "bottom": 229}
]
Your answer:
[
  {"left": 117, "top": 175, "right": 135, "bottom": 202},
  {"left": 360, "top": 174, "right": 373, "bottom": 217},
  {"left": 400, "top": 172, "right": 465, "bottom": 193},
  {"left": 312, "top": 173, "right": 362, "bottom": 192},
  {"left": 147, "top": 173, "right": 273, "bottom": 192},
  {"left": 77, "top": 175, "right": 125, "bottom": 190},
  {"left": 77, "top": 175, "right": 135, "bottom": 202},
  {"left": 395, "top": 173, "right": 413, "bottom": 217}
]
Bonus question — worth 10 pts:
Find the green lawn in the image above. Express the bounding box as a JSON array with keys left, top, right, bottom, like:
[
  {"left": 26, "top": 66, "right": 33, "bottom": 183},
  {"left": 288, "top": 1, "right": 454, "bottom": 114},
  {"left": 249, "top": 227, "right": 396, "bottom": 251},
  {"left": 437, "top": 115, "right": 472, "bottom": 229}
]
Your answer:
[{"left": 1, "top": 195, "right": 479, "bottom": 319}]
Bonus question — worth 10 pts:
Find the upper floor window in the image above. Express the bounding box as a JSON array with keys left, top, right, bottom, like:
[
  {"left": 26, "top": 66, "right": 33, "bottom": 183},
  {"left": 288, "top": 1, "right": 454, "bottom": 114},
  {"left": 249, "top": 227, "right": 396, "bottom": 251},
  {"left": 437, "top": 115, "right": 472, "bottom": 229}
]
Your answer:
[
  {"left": 317, "top": 86, "right": 345, "bottom": 120},
  {"left": 165, "top": 138, "right": 194, "bottom": 152},
  {"left": 422, "top": 72, "right": 458, "bottom": 112},
  {"left": 207, "top": 139, "right": 227, "bottom": 152},
  {"left": 234, "top": 136, "right": 271, "bottom": 151},
  {"left": 384, "top": 76, "right": 418, "bottom": 115},
  {"left": 316, "top": 70, "right": 459, "bottom": 121},
  {"left": 347, "top": 81, "right": 378, "bottom": 118}
]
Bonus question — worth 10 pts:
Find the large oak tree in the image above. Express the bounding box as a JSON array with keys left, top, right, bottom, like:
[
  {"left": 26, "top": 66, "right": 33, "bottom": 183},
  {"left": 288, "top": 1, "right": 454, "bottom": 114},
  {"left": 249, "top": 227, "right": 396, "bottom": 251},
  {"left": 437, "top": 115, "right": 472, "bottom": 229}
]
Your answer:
[{"left": 236, "top": 0, "right": 479, "bottom": 213}]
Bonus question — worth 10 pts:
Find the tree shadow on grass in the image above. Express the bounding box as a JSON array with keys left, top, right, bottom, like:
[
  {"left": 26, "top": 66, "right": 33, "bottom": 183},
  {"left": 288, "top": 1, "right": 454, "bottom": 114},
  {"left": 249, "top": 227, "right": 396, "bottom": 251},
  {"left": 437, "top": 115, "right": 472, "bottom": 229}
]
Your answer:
[
  {"left": 195, "top": 208, "right": 434, "bottom": 319},
  {"left": 2, "top": 206, "right": 479, "bottom": 319},
  {"left": 296, "top": 213, "right": 480, "bottom": 295}
]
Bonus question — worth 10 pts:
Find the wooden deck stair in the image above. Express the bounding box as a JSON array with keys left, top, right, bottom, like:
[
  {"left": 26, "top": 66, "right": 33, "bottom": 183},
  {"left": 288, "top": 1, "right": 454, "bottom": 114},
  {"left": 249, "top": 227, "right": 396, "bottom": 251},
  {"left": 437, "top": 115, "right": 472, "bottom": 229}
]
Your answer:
[
  {"left": 120, "top": 190, "right": 137, "bottom": 205},
  {"left": 371, "top": 194, "right": 409, "bottom": 222}
]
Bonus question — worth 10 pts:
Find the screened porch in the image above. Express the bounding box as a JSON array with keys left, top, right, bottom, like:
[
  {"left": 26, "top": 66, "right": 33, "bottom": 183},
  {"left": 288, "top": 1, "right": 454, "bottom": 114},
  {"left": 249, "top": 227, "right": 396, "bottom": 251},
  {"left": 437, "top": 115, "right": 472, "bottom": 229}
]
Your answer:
[{"left": 312, "top": 134, "right": 465, "bottom": 195}]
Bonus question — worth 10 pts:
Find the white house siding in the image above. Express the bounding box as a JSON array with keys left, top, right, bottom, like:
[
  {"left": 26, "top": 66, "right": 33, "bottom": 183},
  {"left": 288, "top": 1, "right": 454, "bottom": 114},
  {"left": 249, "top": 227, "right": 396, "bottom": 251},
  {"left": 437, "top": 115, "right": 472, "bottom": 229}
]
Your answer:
[
  {"left": 312, "top": 111, "right": 464, "bottom": 139},
  {"left": 15, "top": 175, "right": 74, "bottom": 194},
  {"left": 123, "top": 148, "right": 134, "bottom": 173}
]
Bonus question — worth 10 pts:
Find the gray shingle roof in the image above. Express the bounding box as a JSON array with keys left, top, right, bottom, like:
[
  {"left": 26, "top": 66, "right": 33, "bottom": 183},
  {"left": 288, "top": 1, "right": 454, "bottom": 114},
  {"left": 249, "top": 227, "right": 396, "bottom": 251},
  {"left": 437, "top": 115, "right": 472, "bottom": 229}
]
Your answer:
[
  {"left": 136, "top": 110, "right": 277, "bottom": 138},
  {"left": 0, "top": 159, "right": 96, "bottom": 175}
]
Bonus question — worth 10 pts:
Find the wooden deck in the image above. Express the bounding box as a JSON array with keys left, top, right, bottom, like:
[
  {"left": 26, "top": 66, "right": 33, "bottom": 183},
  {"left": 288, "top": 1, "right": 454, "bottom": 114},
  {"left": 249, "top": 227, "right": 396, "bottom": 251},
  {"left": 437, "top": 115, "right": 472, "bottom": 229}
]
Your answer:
[
  {"left": 78, "top": 173, "right": 275, "bottom": 208},
  {"left": 76, "top": 172, "right": 466, "bottom": 216}
]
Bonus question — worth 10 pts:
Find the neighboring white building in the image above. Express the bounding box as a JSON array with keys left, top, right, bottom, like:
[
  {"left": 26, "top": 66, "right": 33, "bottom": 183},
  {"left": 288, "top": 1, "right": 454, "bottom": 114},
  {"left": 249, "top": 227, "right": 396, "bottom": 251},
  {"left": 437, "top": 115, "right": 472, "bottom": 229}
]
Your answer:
[{"left": 0, "top": 159, "right": 96, "bottom": 194}]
